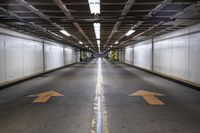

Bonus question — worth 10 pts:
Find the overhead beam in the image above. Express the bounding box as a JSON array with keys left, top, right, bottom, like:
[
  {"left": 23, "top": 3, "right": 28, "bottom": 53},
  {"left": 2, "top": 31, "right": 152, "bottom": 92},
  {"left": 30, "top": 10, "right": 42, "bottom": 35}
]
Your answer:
[
  {"left": 0, "top": 7, "right": 83, "bottom": 48},
  {"left": 0, "top": 7, "right": 46, "bottom": 33},
  {"left": 103, "top": 0, "right": 136, "bottom": 49},
  {"left": 54, "top": 0, "right": 95, "bottom": 50},
  {"left": 0, "top": 2, "right": 194, "bottom": 6},
  {"left": 12, "top": 9, "right": 179, "bottom": 13},
  {"left": 15, "top": 0, "right": 84, "bottom": 48},
  {"left": 132, "top": 0, "right": 172, "bottom": 28},
  {"left": 122, "top": 1, "right": 200, "bottom": 47},
  {"left": 117, "top": 0, "right": 173, "bottom": 43},
  {"left": 132, "top": 1, "right": 200, "bottom": 39},
  {"left": 5, "top": 16, "right": 176, "bottom": 23},
  {"left": 0, "top": 7, "right": 55, "bottom": 40}
]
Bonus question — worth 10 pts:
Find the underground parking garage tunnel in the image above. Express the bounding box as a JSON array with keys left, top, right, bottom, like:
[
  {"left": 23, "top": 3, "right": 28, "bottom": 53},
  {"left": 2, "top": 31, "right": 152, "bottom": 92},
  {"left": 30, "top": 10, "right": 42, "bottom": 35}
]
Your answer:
[{"left": 0, "top": 0, "right": 200, "bottom": 133}]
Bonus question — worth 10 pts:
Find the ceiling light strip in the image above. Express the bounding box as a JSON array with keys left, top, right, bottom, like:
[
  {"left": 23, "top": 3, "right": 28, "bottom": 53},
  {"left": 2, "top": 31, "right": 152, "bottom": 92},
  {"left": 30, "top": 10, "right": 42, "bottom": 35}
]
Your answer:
[
  {"left": 88, "top": 0, "right": 100, "bottom": 14},
  {"left": 125, "top": 29, "right": 135, "bottom": 36},
  {"left": 60, "top": 29, "right": 70, "bottom": 36},
  {"left": 93, "top": 23, "right": 100, "bottom": 39}
]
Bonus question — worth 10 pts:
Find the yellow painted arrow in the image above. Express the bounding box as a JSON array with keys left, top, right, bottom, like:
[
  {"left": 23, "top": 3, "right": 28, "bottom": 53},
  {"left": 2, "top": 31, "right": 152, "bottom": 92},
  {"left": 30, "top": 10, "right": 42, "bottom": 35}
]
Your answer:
[
  {"left": 129, "top": 90, "right": 165, "bottom": 105},
  {"left": 29, "top": 91, "right": 64, "bottom": 103}
]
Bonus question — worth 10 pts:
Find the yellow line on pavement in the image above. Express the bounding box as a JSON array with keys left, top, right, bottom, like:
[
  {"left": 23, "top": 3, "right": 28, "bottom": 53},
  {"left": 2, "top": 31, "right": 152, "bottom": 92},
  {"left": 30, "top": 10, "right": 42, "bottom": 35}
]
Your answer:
[
  {"left": 90, "top": 58, "right": 109, "bottom": 133},
  {"left": 102, "top": 95, "right": 109, "bottom": 133}
]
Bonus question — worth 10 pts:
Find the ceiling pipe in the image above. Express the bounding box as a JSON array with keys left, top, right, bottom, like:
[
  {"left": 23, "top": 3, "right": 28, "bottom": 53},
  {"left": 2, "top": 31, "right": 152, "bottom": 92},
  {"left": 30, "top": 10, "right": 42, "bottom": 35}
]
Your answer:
[
  {"left": 0, "top": 16, "right": 174, "bottom": 23},
  {"left": 15, "top": 0, "right": 84, "bottom": 48},
  {"left": 54, "top": 0, "right": 96, "bottom": 51},
  {"left": 122, "top": 1, "right": 200, "bottom": 47},
  {"left": 115, "top": 0, "right": 173, "bottom": 47},
  {"left": 0, "top": 2, "right": 194, "bottom": 6},
  {"left": 132, "top": 0, "right": 173, "bottom": 28},
  {"left": 0, "top": 6, "right": 80, "bottom": 47},
  {"left": 103, "top": 0, "right": 136, "bottom": 49},
  {"left": 0, "top": 7, "right": 46, "bottom": 33},
  {"left": 131, "top": 1, "right": 200, "bottom": 40},
  {"left": 10, "top": 9, "right": 181, "bottom": 14}
]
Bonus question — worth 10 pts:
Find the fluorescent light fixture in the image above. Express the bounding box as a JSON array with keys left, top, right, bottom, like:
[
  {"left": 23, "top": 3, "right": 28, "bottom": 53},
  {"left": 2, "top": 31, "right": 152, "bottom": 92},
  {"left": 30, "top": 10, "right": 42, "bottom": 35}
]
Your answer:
[
  {"left": 85, "top": 45, "right": 88, "bottom": 48},
  {"left": 93, "top": 23, "right": 100, "bottom": 39},
  {"left": 98, "top": 48, "right": 101, "bottom": 53},
  {"left": 88, "top": 0, "right": 100, "bottom": 14},
  {"left": 115, "top": 41, "right": 119, "bottom": 44},
  {"left": 97, "top": 40, "right": 100, "bottom": 45},
  {"left": 97, "top": 39, "right": 101, "bottom": 53},
  {"left": 79, "top": 41, "right": 83, "bottom": 44},
  {"left": 60, "top": 30, "right": 70, "bottom": 36},
  {"left": 97, "top": 40, "right": 100, "bottom": 48},
  {"left": 125, "top": 29, "right": 135, "bottom": 36},
  {"left": 110, "top": 45, "right": 113, "bottom": 48}
]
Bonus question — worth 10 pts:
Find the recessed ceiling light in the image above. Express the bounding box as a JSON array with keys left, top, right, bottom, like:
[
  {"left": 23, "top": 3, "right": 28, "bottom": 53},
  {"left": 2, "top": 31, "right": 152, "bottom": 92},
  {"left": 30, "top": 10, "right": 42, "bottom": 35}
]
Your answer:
[
  {"left": 97, "top": 40, "right": 100, "bottom": 45},
  {"left": 93, "top": 23, "right": 100, "bottom": 39},
  {"left": 115, "top": 41, "right": 119, "bottom": 44},
  {"left": 60, "top": 30, "right": 70, "bottom": 36},
  {"left": 79, "top": 41, "right": 83, "bottom": 44},
  {"left": 125, "top": 29, "right": 135, "bottom": 36}
]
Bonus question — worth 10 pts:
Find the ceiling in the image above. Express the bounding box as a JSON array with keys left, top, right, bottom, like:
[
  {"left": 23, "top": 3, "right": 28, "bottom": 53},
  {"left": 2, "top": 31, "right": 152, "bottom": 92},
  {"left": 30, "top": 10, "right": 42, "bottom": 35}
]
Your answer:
[{"left": 0, "top": 0, "right": 200, "bottom": 53}]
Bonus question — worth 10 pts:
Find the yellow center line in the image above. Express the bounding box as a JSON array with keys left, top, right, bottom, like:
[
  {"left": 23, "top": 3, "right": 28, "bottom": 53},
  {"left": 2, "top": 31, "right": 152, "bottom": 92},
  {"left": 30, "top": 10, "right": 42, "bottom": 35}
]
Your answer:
[{"left": 90, "top": 58, "right": 109, "bottom": 133}]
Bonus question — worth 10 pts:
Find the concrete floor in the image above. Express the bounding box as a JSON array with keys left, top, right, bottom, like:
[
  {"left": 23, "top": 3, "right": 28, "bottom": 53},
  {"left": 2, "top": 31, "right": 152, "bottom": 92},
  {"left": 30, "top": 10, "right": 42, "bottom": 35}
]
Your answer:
[{"left": 0, "top": 58, "right": 200, "bottom": 133}]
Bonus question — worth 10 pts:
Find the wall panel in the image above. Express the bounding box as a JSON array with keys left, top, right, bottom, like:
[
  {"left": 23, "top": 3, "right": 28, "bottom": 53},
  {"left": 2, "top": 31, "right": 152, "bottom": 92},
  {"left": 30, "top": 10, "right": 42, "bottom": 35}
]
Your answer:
[
  {"left": 125, "top": 46, "right": 133, "bottom": 65},
  {"left": 44, "top": 43, "right": 64, "bottom": 71},
  {"left": 189, "top": 31, "right": 200, "bottom": 83},
  {"left": 154, "top": 40, "right": 172, "bottom": 75},
  {"left": 171, "top": 36, "right": 189, "bottom": 80},
  {"left": 134, "top": 41, "right": 152, "bottom": 70},
  {"left": 0, "top": 33, "right": 5, "bottom": 84},
  {"left": 23, "top": 40, "right": 43, "bottom": 76},
  {"left": 5, "top": 36, "right": 23, "bottom": 81},
  {"left": 34, "top": 42, "right": 43, "bottom": 73},
  {"left": 64, "top": 47, "right": 74, "bottom": 65},
  {"left": 23, "top": 39, "right": 37, "bottom": 76},
  {"left": 118, "top": 50, "right": 124, "bottom": 62},
  {"left": 0, "top": 27, "right": 77, "bottom": 86},
  {"left": 154, "top": 41, "right": 161, "bottom": 72},
  {"left": 124, "top": 23, "right": 200, "bottom": 86}
]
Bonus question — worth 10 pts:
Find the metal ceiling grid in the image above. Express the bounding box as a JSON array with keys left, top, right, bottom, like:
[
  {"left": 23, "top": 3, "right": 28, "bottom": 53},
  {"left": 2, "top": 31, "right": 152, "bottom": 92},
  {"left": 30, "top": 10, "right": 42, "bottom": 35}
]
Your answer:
[{"left": 0, "top": 0, "right": 200, "bottom": 53}]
